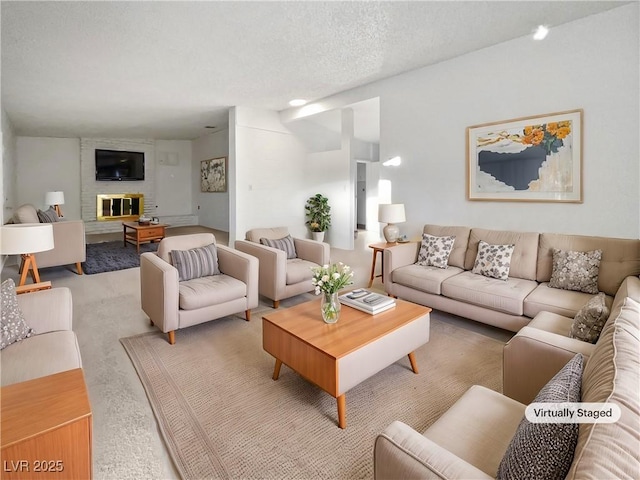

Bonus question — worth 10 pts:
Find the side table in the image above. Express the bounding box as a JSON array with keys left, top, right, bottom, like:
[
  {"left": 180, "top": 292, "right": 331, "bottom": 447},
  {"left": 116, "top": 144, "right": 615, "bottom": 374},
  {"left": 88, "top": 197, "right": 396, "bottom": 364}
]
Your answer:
[{"left": 367, "top": 242, "right": 398, "bottom": 288}]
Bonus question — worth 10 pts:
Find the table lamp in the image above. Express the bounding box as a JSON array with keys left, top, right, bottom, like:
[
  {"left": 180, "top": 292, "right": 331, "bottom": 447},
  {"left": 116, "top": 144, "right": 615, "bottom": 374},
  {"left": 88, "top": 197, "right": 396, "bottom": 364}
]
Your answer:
[
  {"left": 378, "top": 204, "right": 406, "bottom": 243},
  {"left": 0, "top": 224, "right": 54, "bottom": 286},
  {"left": 45, "top": 191, "right": 65, "bottom": 217}
]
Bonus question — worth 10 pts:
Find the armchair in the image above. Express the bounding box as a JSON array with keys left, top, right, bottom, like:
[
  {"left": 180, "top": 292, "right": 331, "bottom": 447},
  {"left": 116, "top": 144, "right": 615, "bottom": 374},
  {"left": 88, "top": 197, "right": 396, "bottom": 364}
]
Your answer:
[
  {"left": 140, "top": 233, "right": 258, "bottom": 344},
  {"left": 234, "top": 227, "right": 330, "bottom": 308}
]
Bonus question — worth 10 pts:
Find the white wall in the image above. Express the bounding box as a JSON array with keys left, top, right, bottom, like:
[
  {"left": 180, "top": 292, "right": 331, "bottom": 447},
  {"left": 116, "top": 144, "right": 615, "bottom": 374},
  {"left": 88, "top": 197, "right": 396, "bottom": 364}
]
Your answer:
[
  {"left": 155, "top": 140, "right": 192, "bottom": 216},
  {"left": 283, "top": 4, "right": 640, "bottom": 239},
  {"left": 192, "top": 129, "right": 229, "bottom": 231},
  {"left": 1, "top": 108, "right": 17, "bottom": 224},
  {"left": 16, "top": 137, "right": 81, "bottom": 219}
]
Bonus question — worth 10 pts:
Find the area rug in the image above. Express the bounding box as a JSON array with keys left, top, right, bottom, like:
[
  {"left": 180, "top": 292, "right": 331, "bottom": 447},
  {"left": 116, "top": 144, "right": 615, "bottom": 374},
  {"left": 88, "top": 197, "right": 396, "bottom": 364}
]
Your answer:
[
  {"left": 83, "top": 241, "right": 158, "bottom": 274},
  {"left": 121, "top": 308, "right": 504, "bottom": 479}
]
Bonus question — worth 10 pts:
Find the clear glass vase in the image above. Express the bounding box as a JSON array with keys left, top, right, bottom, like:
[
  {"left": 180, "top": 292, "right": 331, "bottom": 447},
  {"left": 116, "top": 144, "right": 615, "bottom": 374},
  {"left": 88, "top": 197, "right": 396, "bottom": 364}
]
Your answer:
[{"left": 321, "top": 291, "right": 341, "bottom": 324}]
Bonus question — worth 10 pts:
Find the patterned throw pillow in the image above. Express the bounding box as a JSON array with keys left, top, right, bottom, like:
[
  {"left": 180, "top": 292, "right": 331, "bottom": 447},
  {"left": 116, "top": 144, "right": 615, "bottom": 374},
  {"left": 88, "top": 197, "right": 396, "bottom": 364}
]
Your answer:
[
  {"left": 415, "top": 234, "right": 455, "bottom": 269},
  {"left": 471, "top": 240, "right": 515, "bottom": 281},
  {"left": 37, "top": 207, "right": 59, "bottom": 223},
  {"left": 497, "top": 354, "right": 583, "bottom": 480},
  {"left": 260, "top": 235, "right": 297, "bottom": 259},
  {"left": 1, "top": 279, "right": 35, "bottom": 350},
  {"left": 170, "top": 243, "right": 220, "bottom": 281},
  {"left": 549, "top": 249, "right": 602, "bottom": 294},
  {"left": 569, "top": 293, "right": 610, "bottom": 343}
]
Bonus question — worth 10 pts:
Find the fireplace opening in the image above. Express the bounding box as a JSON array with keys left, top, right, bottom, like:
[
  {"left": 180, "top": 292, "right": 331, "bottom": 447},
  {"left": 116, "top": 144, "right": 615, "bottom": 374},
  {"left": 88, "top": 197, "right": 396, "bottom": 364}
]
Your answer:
[{"left": 97, "top": 194, "right": 144, "bottom": 221}]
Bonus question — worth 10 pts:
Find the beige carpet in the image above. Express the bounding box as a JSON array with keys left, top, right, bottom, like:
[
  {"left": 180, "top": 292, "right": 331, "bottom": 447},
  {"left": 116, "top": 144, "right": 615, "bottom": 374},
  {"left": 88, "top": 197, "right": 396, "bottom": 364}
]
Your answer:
[{"left": 121, "top": 300, "right": 505, "bottom": 480}]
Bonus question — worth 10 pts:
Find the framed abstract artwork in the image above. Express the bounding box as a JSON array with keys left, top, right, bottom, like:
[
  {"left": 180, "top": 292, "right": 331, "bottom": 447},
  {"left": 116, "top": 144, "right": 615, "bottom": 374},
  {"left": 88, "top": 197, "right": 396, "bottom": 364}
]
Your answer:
[
  {"left": 201, "top": 157, "right": 227, "bottom": 192},
  {"left": 466, "top": 109, "right": 583, "bottom": 202}
]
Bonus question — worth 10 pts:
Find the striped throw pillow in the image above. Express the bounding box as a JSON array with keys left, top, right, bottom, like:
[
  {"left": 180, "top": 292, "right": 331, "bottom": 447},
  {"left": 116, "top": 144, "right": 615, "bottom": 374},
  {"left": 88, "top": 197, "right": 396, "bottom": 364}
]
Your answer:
[
  {"left": 37, "top": 207, "right": 59, "bottom": 223},
  {"left": 260, "top": 235, "right": 297, "bottom": 259},
  {"left": 170, "top": 243, "right": 220, "bottom": 281}
]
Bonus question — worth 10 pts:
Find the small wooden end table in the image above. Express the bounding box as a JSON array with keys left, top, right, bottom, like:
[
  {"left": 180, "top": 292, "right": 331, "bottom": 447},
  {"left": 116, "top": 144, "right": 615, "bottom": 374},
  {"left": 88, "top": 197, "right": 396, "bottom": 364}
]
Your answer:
[
  {"left": 368, "top": 242, "right": 399, "bottom": 288},
  {"left": 123, "top": 221, "right": 168, "bottom": 254}
]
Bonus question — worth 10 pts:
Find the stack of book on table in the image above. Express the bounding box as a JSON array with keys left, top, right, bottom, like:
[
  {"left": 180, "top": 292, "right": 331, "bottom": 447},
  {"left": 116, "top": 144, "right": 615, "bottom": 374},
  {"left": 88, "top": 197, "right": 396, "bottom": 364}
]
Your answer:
[{"left": 339, "top": 289, "right": 396, "bottom": 315}]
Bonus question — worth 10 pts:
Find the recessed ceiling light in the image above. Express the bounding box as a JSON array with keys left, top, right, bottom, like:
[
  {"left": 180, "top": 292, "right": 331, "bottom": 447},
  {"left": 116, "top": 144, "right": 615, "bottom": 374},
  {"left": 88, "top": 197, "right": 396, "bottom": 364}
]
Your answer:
[
  {"left": 289, "top": 99, "right": 307, "bottom": 107},
  {"left": 533, "top": 25, "right": 549, "bottom": 40}
]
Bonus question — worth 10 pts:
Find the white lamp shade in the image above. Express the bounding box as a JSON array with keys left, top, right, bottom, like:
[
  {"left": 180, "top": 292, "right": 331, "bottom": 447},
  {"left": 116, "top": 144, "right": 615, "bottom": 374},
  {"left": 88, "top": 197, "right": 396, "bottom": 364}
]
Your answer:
[
  {"left": 0, "top": 224, "right": 54, "bottom": 255},
  {"left": 45, "top": 191, "right": 65, "bottom": 205},
  {"left": 378, "top": 204, "right": 406, "bottom": 224}
]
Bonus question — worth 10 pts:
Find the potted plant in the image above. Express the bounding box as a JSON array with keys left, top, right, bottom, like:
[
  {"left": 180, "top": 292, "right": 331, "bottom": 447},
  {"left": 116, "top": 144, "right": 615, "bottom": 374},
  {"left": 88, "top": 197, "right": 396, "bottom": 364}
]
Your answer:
[{"left": 305, "top": 193, "right": 331, "bottom": 242}]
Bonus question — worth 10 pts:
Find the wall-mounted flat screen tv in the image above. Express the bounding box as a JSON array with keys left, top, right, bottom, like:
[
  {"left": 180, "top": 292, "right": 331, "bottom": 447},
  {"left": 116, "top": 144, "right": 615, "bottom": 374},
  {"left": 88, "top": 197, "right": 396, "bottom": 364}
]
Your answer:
[{"left": 95, "top": 149, "right": 145, "bottom": 181}]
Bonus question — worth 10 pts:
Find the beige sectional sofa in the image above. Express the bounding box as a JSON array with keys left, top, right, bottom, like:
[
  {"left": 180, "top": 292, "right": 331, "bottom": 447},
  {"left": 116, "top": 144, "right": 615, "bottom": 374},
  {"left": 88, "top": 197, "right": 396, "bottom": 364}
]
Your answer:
[
  {"left": 374, "top": 277, "right": 640, "bottom": 479},
  {"left": 10, "top": 203, "right": 86, "bottom": 274},
  {"left": 1, "top": 286, "right": 82, "bottom": 386},
  {"left": 383, "top": 225, "right": 640, "bottom": 332}
]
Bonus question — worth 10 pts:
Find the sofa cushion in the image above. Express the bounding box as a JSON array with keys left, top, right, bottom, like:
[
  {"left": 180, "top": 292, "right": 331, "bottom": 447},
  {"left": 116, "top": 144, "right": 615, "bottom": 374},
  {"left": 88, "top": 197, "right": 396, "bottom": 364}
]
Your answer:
[
  {"left": 260, "top": 235, "right": 297, "bottom": 259},
  {"left": 465, "top": 228, "right": 539, "bottom": 281},
  {"left": 442, "top": 271, "right": 538, "bottom": 316},
  {"left": 392, "top": 264, "right": 464, "bottom": 296},
  {"left": 285, "top": 258, "right": 316, "bottom": 285},
  {"left": 497, "top": 353, "right": 583, "bottom": 480},
  {"left": 568, "top": 297, "right": 640, "bottom": 479},
  {"left": 37, "top": 207, "right": 60, "bottom": 223},
  {"left": 171, "top": 243, "right": 220, "bottom": 281},
  {"left": 1, "top": 279, "right": 34, "bottom": 350},
  {"left": 569, "top": 293, "right": 610, "bottom": 343},
  {"left": 423, "top": 225, "right": 471, "bottom": 269},
  {"left": 471, "top": 240, "right": 515, "bottom": 281},
  {"left": 178, "top": 274, "right": 246, "bottom": 310},
  {"left": 523, "top": 283, "right": 613, "bottom": 319},
  {"left": 0, "top": 331, "right": 81, "bottom": 386},
  {"left": 246, "top": 227, "right": 289, "bottom": 243},
  {"left": 11, "top": 204, "right": 40, "bottom": 224},
  {"left": 415, "top": 233, "right": 455, "bottom": 269},
  {"left": 549, "top": 248, "right": 602, "bottom": 294}
]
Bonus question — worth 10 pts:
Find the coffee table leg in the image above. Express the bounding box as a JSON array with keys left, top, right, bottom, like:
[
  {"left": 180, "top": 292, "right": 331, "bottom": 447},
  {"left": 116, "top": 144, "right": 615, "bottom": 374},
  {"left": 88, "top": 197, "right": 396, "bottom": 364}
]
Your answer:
[
  {"left": 337, "top": 394, "right": 346, "bottom": 429},
  {"left": 272, "top": 359, "right": 282, "bottom": 380},
  {"left": 408, "top": 351, "right": 419, "bottom": 374}
]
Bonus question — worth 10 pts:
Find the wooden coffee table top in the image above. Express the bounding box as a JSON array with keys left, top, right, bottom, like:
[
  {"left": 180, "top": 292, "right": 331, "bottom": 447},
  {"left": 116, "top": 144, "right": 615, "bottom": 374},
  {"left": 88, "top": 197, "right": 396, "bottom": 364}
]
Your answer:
[{"left": 262, "top": 296, "right": 431, "bottom": 359}]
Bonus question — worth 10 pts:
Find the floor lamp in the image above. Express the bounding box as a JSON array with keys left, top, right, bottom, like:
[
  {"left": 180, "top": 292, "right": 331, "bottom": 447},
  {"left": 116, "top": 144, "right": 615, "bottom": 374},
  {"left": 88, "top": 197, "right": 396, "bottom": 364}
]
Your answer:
[
  {"left": 0, "top": 224, "right": 55, "bottom": 286},
  {"left": 45, "top": 191, "right": 65, "bottom": 217}
]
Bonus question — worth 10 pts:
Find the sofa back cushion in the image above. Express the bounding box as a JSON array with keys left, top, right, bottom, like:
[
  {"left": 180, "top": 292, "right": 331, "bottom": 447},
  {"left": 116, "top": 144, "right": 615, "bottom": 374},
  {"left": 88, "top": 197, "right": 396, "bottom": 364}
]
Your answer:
[
  {"left": 423, "top": 225, "right": 470, "bottom": 269},
  {"left": 157, "top": 233, "right": 216, "bottom": 265},
  {"left": 464, "top": 228, "right": 539, "bottom": 281},
  {"left": 12, "top": 204, "right": 39, "bottom": 224},
  {"left": 537, "top": 233, "right": 640, "bottom": 296},
  {"left": 246, "top": 227, "right": 290, "bottom": 244},
  {"left": 567, "top": 296, "right": 640, "bottom": 479}
]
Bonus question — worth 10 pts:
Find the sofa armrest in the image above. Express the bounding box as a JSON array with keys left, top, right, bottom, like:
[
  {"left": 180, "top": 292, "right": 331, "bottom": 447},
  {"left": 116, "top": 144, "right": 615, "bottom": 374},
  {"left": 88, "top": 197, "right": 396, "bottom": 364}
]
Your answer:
[
  {"left": 382, "top": 242, "right": 420, "bottom": 286},
  {"left": 235, "top": 240, "right": 286, "bottom": 301},
  {"left": 35, "top": 220, "right": 86, "bottom": 269},
  {"left": 140, "top": 252, "right": 179, "bottom": 334},
  {"left": 16, "top": 287, "right": 73, "bottom": 333},
  {"left": 217, "top": 245, "right": 259, "bottom": 309},
  {"left": 503, "top": 326, "right": 596, "bottom": 404},
  {"left": 293, "top": 238, "right": 330, "bottom": 266},
  {"left": 374, "top": 421, "right": 492, "bottom": 480}
]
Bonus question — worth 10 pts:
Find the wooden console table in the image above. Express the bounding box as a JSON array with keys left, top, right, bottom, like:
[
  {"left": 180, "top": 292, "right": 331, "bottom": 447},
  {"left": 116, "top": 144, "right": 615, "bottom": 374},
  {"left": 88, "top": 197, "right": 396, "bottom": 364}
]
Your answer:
[
  {"left": 1, "top": 369, "right": 92, "bottom": 479},
  {"left": 123, "top": 221, "right": 168, "bottom": 254}
]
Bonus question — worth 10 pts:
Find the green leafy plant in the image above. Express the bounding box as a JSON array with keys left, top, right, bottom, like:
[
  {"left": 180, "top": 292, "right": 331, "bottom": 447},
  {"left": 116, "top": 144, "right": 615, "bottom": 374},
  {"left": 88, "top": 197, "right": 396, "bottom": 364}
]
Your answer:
[{"left": 304, "top": 194, "right": 331, "bottom": 232}]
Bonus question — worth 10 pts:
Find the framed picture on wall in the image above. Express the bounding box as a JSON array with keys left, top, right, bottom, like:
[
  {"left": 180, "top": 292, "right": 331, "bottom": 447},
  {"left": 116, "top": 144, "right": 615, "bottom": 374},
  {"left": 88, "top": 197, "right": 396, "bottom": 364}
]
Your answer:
[
  {"left": 201, "top": 157, "right": 227, "bottom": 192},
  {"left": 466, "top": 109, "right": 583, "bottom": 202}
]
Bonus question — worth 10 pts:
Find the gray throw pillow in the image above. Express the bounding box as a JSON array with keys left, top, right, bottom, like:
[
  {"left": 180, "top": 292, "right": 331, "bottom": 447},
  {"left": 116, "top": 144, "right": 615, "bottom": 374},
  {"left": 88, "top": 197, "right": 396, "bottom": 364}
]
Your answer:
[
  {"left": 170, "top": 243, "right": 220, "bottom": 281},
  {"left": 569, "top": 292, "right": 610, "bottom": 343},
  {"left": 497, "top": 353, "right": 583, "bottom": 480},
  {"left": 260, "top": 235, "right": 297, "bottom": 259},
  {"left": 37, "top": 207, "right": 59, "bottom": 223},
  {"left": 549, "top": 248, "right": 602, "bottom": 294},
  {"left": 415, "top": 233, "right": 455, "bottom": 269},
  {"left": 1, "top": 279, "right": 35, "bottom": 350},
  {"left": 471, "top": 240, "right": 515, "bottom": 281}
]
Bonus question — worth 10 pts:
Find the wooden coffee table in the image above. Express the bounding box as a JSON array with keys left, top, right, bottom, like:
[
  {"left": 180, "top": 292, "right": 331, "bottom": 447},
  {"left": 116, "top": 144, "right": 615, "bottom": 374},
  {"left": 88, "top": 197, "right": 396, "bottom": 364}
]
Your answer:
[
  {"left": 123, "top": 221, "right": 168, "bottom": 253},
  {"left": 262, "top": 297, "right": 431, "bottom": 428}
]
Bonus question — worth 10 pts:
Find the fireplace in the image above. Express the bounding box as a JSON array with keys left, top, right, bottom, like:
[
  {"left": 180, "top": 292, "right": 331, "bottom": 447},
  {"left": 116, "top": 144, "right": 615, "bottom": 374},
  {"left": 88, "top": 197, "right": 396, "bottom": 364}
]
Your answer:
[{"left": 96, "top": 194, "right": 144, "bottom": 221}]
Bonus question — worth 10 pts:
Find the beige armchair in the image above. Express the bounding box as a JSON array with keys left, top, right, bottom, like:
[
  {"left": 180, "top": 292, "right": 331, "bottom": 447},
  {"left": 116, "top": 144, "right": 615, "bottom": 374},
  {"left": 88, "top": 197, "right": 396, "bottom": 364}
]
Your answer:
[
  {"left": 234, "top": 227, "right": 330, "bottom": 308},
  {"left": 140, "top": 233, "right": 258, "bottom": 344},
  {"left": 10, "top": 204, "right": 86, "bottom": 275}
]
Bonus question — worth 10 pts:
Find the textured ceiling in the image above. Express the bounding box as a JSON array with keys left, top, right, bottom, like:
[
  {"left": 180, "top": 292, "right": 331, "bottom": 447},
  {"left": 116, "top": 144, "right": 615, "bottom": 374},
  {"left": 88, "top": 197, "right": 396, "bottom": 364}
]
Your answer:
[{"left": 1, "top": 1, "right": 627, "bottom": 140}]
